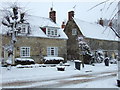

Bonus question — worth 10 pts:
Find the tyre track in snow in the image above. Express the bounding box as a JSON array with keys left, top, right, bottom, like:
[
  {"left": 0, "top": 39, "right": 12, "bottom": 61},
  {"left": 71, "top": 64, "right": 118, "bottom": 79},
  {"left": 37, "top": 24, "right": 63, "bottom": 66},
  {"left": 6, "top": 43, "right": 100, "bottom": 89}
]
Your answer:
[
  {"left": 2, "top": 70, "right": 117, "bottom": 88},
  {"left": 34, "top": 72, "right": 117, "bottom": 88}
]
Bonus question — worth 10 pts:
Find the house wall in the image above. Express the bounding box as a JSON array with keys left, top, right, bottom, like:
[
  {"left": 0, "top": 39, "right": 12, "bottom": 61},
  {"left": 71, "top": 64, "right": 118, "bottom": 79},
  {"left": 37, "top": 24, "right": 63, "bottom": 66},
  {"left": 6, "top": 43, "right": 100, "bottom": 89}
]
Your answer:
[
  {"left": 86, "top": 38, "right": 118, "bottom": 59},
  {"left": 86, "top": 38, "right": 118, "bottom": 51},
  {"left": 2, "top": 35, "right": 67, "bottom": 63},
  {"left": 64, "top": 20, "right": 82, "bottom": 60},
  {"left": 64, "top": 19, "right": 118, "bottom": 60}
]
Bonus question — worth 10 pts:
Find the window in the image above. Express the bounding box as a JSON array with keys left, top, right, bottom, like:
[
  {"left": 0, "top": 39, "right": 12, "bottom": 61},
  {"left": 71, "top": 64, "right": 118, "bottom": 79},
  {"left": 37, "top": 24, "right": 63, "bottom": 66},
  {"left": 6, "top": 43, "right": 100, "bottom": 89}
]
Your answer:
[
  {"left": 47, "top": 28, "right": 58, "bottom": 37},
  {"left": 21, "top": 25, "right": 26, "bottom": 33},
  {"left": 55, "top": 30, "right": 57, "bottom": 36},
  {"left": 17, "top": 23, "right": 29, "bottom": 34},
  {"left": 48, "top": 29, "right": 51, "bottom": 35},
  {"left": 51, "top": 30, "right": 54, "bottom": 36},
  {"left": 72, "top": 28, "right": 77, "bottom": 35},
  {"left": 47, "top": 47, "right": 58, "bottom": 56},
  {"left": 20, "top": 47, "right": 30, "bottom": 57}
]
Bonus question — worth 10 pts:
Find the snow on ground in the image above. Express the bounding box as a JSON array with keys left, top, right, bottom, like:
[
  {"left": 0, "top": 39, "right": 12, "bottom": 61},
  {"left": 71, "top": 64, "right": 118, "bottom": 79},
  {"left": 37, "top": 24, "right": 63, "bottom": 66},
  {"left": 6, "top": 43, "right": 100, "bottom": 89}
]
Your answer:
[
  {"left": 1, "top": 61, "right": 118, "bottom": 88},
  {"left": 61, "top": 77, "right": 117, "bottom": 88},
  {"left": 0, "top": 64, "right": 2, "bottom": 90}
]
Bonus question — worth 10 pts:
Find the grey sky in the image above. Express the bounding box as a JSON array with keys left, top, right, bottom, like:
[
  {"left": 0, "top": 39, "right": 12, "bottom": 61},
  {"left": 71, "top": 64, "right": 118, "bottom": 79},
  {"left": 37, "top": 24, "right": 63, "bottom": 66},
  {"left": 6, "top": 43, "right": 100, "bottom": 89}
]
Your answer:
[{"left": 0, "top": 0, "right": 118, "bottom": 26}]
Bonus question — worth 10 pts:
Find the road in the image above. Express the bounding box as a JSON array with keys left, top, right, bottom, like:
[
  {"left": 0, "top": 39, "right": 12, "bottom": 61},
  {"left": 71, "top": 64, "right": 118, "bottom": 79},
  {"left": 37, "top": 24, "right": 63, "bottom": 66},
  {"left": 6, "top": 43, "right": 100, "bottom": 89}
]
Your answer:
[{"left": 2, "top": 70, "right": 117, "bottom": 88}]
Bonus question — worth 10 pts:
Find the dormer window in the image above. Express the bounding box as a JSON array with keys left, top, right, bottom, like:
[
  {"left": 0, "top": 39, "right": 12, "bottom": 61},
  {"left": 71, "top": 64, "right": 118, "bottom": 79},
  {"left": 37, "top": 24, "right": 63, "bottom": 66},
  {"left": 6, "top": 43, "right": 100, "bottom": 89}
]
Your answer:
[
  {"left": 47, "top": 27, "right": 58, "bottom": 37},
  {"left": 17, "top": 23, "right": 29, "bottom": 34},
  {"left": 21, "top": 24, "right": 26, "bottom": 33}
]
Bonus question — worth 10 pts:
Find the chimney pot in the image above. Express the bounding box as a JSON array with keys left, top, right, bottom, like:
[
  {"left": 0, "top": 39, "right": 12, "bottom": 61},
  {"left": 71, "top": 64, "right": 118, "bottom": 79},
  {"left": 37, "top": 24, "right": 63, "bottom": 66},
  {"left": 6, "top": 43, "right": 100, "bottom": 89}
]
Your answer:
[
  {"left": 68, "top": 11, "right": 74, "bottom": 21},
  {"left": 99, "top": 18, "right": 104, "bottom": 26},
  {"left": 49, "top": 8, "right": 56, "bottom": 23},
  {"left": 109, "top": 21, "right": 112, "bottom": 27},
  {"left": 61, "top": 21, "right": 65, "bottom": 29}
]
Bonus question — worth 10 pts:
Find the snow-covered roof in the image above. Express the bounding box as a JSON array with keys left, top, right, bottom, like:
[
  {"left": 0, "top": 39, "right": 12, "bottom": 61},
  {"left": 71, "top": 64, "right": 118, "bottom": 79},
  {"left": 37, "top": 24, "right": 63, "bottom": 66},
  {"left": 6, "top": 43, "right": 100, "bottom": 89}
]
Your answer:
[
  {"left": 26, "top": 15, "right": 59, "bottom": 28},
  {"left": 28, "top": 25, "right": 47, "bottom": 38},
  {"left": 73, "top": 18, "right": 118, "bottom": 41},
  {"left": 28, "top": 25, "right": 68, "bottom": 39},
  {"left": 0, "top": 15, "right": 68, "bottom": 39}
]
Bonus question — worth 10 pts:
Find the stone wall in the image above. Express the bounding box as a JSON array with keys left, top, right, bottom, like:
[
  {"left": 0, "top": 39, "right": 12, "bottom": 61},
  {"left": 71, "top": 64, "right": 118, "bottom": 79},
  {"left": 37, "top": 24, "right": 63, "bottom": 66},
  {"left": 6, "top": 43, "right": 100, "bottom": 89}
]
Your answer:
[
  {"left": 64, "top": 20, "right": 82, "bottom": 60},
  {"left": 86, "top": 38, "right": 118, "bottom": 59},
  {"left": 2, "top": 35, "right": 67, "bottom": 63},
  {"left": 86, "top": 38, "right": 118, "bottom": 51},
  {"left": 64, "top": 19, "right": 119, "bottom": 60}
]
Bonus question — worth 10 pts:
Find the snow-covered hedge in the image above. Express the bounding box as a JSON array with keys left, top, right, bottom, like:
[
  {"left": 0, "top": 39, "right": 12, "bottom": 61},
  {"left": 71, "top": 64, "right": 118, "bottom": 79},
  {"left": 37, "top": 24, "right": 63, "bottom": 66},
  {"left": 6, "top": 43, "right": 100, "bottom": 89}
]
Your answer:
[
  {"left": 44, "top": 57, "right": 64, "bottom": 61},
  {"left": 43, "top": 57, "right": 64, "bottom": 64},
  {"left": 15, "top": 58, "right": 35, "bottom": 65}
]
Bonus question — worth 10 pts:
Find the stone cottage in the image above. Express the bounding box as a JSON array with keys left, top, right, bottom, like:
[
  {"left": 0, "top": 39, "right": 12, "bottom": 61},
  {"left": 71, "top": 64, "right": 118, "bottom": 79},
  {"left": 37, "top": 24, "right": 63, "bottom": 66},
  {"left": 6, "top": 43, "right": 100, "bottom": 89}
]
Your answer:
[
  {"left": 0, "top": 8, "right": 68, "bottom": 64},
  {"left": 64, "top": 11, "right": 119, "bottom": 62}
]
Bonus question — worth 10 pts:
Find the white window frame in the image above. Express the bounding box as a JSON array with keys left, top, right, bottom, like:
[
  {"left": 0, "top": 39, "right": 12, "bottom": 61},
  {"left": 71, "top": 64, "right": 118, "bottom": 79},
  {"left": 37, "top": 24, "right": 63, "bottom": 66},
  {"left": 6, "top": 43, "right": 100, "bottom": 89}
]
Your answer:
[
  {"left": 72, "top": 28, "right": 77, "bottom": 35},
  {"left": 47, "top": 47, "right": 58, "bottom": 56},
  {"left": 47, "top": 28, "right": 58, "bottom": 37},
  {"left": 20, "top": 47, "right": 30, "bottom": 57},
  {"left": 17, "top": 23, "right": 29, "bottom": 34},
  {"left": 21, "top": 24, "right": 27, "bottom": 33}
]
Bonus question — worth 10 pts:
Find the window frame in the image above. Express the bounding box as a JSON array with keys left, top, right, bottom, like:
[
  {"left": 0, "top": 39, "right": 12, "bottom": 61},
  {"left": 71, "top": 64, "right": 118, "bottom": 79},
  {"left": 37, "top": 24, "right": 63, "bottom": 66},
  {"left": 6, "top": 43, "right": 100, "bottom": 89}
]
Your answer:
[
  {"left": 21, "top": 24, "right": 27, "bottom": 33},
  {"left": 47, "top": 27, "right": 58, "bottom": 37},
  {"left": 20, "top": 47, "right": 30, "bottom": 57},
  {"left": 17, "top": 23, "right": 29, "bottom": 34},
  {"left": 47, "top": 47, "right": 58, "bottom": 57},
  {"left": 72, "top": 28, "right": 77, "bottom": 35}
]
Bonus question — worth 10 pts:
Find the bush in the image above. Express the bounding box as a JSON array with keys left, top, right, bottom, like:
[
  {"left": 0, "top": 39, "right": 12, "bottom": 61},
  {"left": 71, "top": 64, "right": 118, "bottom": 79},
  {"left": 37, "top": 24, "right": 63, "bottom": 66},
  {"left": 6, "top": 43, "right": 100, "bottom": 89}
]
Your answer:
[
  {"left": 15, "top": 58, "right": 35, "bottom": 65},
  {"left": 44, "top": 60, "right": 63, "bottom": 64},
  {"left": 83, "top": 54, "right": 92, "bottom": 64},
  {"left": 43, "top": 57, "right": 64, "bottom": 64}
]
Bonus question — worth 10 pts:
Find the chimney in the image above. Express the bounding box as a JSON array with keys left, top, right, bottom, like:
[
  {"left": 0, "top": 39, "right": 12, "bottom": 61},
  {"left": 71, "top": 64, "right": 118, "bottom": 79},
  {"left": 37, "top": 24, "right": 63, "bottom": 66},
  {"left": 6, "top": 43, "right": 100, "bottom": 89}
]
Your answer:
[
  {"left": 108, "top": 21, "right": 112, "bottom": 27},
  {"left": 49, "top": 7, "right": 56, "bottom": 23},
  {"left": 61, "top": 21, "right": 65, "bottom": 29},
  {"left": 68, "top": 11, "right": 74, "bottom": 21},
  {"left": 99, "top": 18, "right": 104, "bottom": 26}
]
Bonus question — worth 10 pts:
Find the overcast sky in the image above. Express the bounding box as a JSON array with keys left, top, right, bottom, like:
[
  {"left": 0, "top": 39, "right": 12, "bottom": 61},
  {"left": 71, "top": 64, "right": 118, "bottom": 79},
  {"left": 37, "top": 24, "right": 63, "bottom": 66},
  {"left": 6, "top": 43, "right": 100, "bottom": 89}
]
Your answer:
[{"left": 0, "top": 0, "right": 118, "bottom": 26}]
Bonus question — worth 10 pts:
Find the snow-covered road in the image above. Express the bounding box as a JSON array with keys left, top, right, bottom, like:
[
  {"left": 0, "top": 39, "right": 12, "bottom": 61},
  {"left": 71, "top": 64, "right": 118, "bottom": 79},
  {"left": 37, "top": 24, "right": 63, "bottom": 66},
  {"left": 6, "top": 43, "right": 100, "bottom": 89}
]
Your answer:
[
  {"left": 1, "top": 61, "right": 118, "bottom": 88},
  {"left": 2, "top": 70, "right": 117, "bottom": 88}
]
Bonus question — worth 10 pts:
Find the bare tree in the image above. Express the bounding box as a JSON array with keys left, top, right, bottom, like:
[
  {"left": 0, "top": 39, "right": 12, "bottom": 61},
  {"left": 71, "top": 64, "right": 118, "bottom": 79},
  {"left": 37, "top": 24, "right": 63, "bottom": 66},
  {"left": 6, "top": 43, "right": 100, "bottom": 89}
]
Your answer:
[
  {"left": 1, "top": 2, "right": 27, "bottom": 68},
  {"left": 88, "top": 0, "right": 120, "bottom": 86},
  {"left": 88, "top": 0, "right": 120, "bottom": 36}
]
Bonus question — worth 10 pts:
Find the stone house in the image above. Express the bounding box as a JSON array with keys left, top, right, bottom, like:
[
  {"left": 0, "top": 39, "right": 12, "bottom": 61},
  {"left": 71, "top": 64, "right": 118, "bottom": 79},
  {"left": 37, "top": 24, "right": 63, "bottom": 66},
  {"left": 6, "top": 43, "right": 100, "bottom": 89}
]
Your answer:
[
  {"left": 0, "top": 8, "right": 68, "bottom": 64},
  {"left": 64, "top": 11, "right": 119, "bottom": 62}
]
